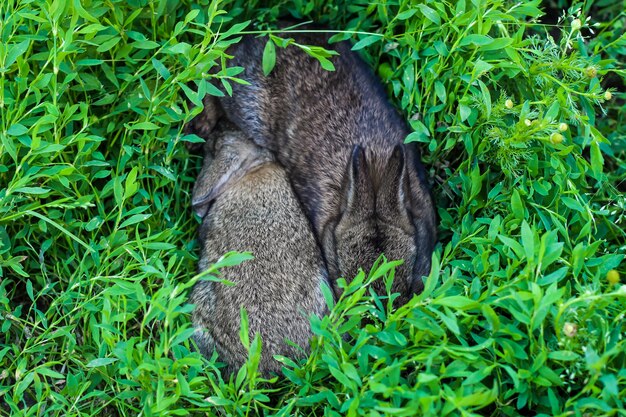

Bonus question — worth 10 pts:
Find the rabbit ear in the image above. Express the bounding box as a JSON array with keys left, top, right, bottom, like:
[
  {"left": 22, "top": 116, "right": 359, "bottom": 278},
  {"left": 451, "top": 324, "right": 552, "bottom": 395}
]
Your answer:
[
  {"left": 340, "top": 145, "right": 375, "bottom": 216},
  {"left": 192, "top": 151, "right": 267, "bottom": 218},
  {"left": 191, "top": 153, "right": 220, "bottom": 218},
  {"left": 376, "top": 145, "right": 411, "bottom": 223}
]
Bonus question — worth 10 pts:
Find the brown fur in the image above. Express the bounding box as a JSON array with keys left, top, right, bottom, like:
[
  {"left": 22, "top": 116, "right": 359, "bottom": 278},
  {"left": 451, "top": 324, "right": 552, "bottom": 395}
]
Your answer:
[
  {"left": 190, "top": 125, "right": 329, "bottom": 376},
  {"left": 189, "top": 31, "right": 437, "bottom": 305}
]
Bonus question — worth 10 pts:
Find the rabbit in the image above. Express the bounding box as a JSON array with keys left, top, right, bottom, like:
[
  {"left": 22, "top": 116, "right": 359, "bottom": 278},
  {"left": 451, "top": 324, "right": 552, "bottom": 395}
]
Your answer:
[
  {"left": 189, "top": 123, "right": 330, "bottom": 376},
  {"left": 186, "top": 30, "right": 437, "bottom": 305}
]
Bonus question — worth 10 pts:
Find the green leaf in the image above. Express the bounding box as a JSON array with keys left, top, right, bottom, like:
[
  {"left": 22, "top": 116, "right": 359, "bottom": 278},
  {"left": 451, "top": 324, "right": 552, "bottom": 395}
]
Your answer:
[
  {"left": 297, "top": 44, "right": 338, "bottom": 72},
  {"left": 119, "top": 214, "right": 151, "bottom": 228},
  {"left": 5, "top": 40, "right": 30, "bottom": 68},
  {"left": 433, "top": 308, "right": 460, "bottom": 335},
  {"left": 239, "top": 307, "right": 250, "bottom": 349},
  {"left": 474, "top": 59, "right": 493, "bottom": 75},
  {"left": 521, "top": 220, "right": 535, "bottom": 263},
  {"left": 498, "top": 235, "right": 525, "bottom": 259},
  {"left": 262, "top": 38, "right": 276, "bottom": 76},
  {"left": 79, "top": 23, "right": 107, "bottom": 34},
  {"left": 26, "top": 280, "right": 34, "bottom": 301},
  {"left": 205, "top": 397, "right": 234, "bottom": 406},
  {"left": 217, "top": 21, "right": 250, "bottom": 40},
  {"left": 71, "top": 0, "right": 98, "bottom": 22},
  {"left": 511, "top": 189, "right": 524, "bottom": 220},
  {"left": 562, "top": 196, "right": 584, "bottom": 212},
  {"left": 86, "top": 357, "right": 118, "bottom": 368},
  {"left": 130, "top": 121, "right": 159, "bottom": 130},
  {"left": 459, "top": 104, "right": 472, "bottom": 122},
  {"left": 96, "top": 36, "right": 121, "bottom": 53},
  {"left": 77, "top": 59, "right": 104, "bottom": 66},
  {"left": 406, "top": 120, "right": 431, "bottom": 143},
  {"left": 479, "top": 38, "right": 514, "bottom": 51},
  {"left": 548, "top": 350, "right": 580, "bottom": 361},
  {"left": 15, "top": 187, "right": 50, "bottom": 194},
  {"left": 179, "top": 82, "right": 202, "bottom": 106},
  {"left": 417, "top": 4, "right": 441, "bottom": 25},
  {"left": 124, "top": 167, "right": 138, "bottom": 199},
  {"left": 166, "top": 42, "right": 191, "bottom": 54},
  {"left": 459, "top": 34, "right": 492, "bottom": 47},
  {"left": 7, "top": 123, "right": 28, "bottom": 136},
  {"left": 432, "top": 296, "right": 480, "bottom": 310},
  {"left": 203, "top": 79, "right": 225, "bottom": 98},
  {"left": 351, "top": 35, "right": 381, "bottom": 51},
  {"left": 329, "top": 366, "right": 356, "bottom": 390},
  {"left": 211, "top": 252, "right": 254, "bottom": 269},
  {"left": 36, "top": 367, "right": 66, "bottom": 379},
  {"left": 396, "top": 8, "right": 417, "bottom": 20},
  {"left": 416, "top": 251, "right": 440, "bottom": 301},
  {"left": 151, "top": 58, "right": 170, "bottom": 80},
  {"left": 184, "top": 9, "right": 199, "bottom": 24},
  {"left": 590, "top": 141, "right": 604, "bottom": 177},
  {"left": 131, "top": 40, "right": 160, "bottom": 49},
  {"left": 477, "top": 79, "right": 491, "bottom": 118},
  {"left": 321, "top": 281, "right": 335, "bottom": 310},
  {"left": 545, "top": 100, "right": 560, "bottom": 121},
  {"left": 317, "top": 56, "right": 336, "bottom": 72},
  {"left": 434, "top": 81, "right": 446, "bottom": 103}
]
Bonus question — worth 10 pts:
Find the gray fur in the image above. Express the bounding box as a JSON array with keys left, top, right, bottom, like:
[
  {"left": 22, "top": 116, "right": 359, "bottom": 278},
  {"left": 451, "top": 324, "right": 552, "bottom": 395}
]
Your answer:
[
  {"left": 189, "top": 31, "right": 437, "bottom": 305},
  {"left": 190, "top": 125, "right": 329, "bottom": 376}
]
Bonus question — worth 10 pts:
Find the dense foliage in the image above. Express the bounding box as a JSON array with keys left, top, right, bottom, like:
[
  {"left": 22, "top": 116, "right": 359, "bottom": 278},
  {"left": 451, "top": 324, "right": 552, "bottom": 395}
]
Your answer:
[{"left": 1, "top": 0, "right": 624, "bottom": 416}]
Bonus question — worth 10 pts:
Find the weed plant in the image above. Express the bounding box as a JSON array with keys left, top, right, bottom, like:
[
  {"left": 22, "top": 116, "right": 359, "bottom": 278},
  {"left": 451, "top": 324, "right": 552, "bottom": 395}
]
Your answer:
[{"left": 0, "top": 0, "right": 625, "bottom": 416}]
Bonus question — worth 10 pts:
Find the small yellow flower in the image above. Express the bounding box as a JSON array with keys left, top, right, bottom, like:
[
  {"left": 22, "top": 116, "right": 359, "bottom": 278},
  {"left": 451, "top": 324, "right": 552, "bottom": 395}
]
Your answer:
[
  {"left": 585, "top": 66, "right": 597, "bottom": 78},
  {"left": 563, "top": 322, "right": 578, "bottom": 338},
  {"left": 550, "top": 133, "right": 564, "bottom": 145},
  {"left": 607, "top": 270, "right": 620, "bottom": 285},
  {"left": 505, "top": 99, "right": 514, "bottom": 109},
  {"left": 571, "top": 19, "right": 582, "bottom": 31},
  {"left": 524, "top": 119, "right": 532, "bottom": 127},
  {"left": 558, "top": 123, "right": 568, "bottom": 132},
  {"left": 604, "top": 91, "right": 612, "bottom": 100}
]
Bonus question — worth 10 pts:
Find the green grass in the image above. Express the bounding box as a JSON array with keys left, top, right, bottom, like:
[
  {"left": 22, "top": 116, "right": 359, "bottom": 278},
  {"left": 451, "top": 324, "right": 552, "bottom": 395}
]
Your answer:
[{"left": 1, "top": 0, "right": 625, "bottom": 416}]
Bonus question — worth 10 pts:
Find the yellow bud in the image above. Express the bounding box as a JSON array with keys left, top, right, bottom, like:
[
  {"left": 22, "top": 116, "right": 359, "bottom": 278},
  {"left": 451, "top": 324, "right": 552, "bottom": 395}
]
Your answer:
[
  {"left": 505, "top": 99, "right": 514, "bottom": 109},
  {"left": 563, "top": 322, "right": 577, "bottom": 338},
  {"left": 604, "top": 91, "right": 612, "bottom": 100},
  {"left": 571, "top": 18, "right": 582, "bottom": 31},
  {"left": 607, "top": 270, "right": 620, "bottom": 285},
  {"left": 550, "top": 133, "right": 564, "bottom": 145},
  {"left": 585, "top": 66, "right": 597, "bottom": 78},
  {"left": 524, "top": 119, "right": 532, "bottom": 126},
  {"left": 558, "top": 123, "right": 568, "bottom": 132}
]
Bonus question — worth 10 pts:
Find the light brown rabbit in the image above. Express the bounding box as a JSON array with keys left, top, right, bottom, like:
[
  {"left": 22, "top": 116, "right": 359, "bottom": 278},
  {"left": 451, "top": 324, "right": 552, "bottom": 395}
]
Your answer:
[{"left": 190, "top": 124, "right": 329, "bottom": 376}]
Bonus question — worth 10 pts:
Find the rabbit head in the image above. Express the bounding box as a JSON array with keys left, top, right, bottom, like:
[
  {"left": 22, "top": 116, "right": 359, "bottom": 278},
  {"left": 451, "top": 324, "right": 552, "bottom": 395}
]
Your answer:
[
  {"left": 322, "top": 143, "right": 436, "bottom": 303},
  {"left": 192, "top": 128, "right": 274, "bottom": 218}
]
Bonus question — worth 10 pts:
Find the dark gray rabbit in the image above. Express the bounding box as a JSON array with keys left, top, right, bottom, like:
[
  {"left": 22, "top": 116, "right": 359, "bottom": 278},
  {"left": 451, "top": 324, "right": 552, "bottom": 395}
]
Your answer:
[
  {"left": 190, "top": 124, "right": 329, "bottom": 376},
  {"left": 188, "top": 31, "right": 437, "bottom": 305}
]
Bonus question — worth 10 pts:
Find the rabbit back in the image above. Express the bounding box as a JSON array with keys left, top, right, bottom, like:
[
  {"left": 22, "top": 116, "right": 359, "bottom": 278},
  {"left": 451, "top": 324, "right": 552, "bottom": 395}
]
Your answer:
[{"left": 191, "top": 161, "right": 328, "bottom": 376}]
